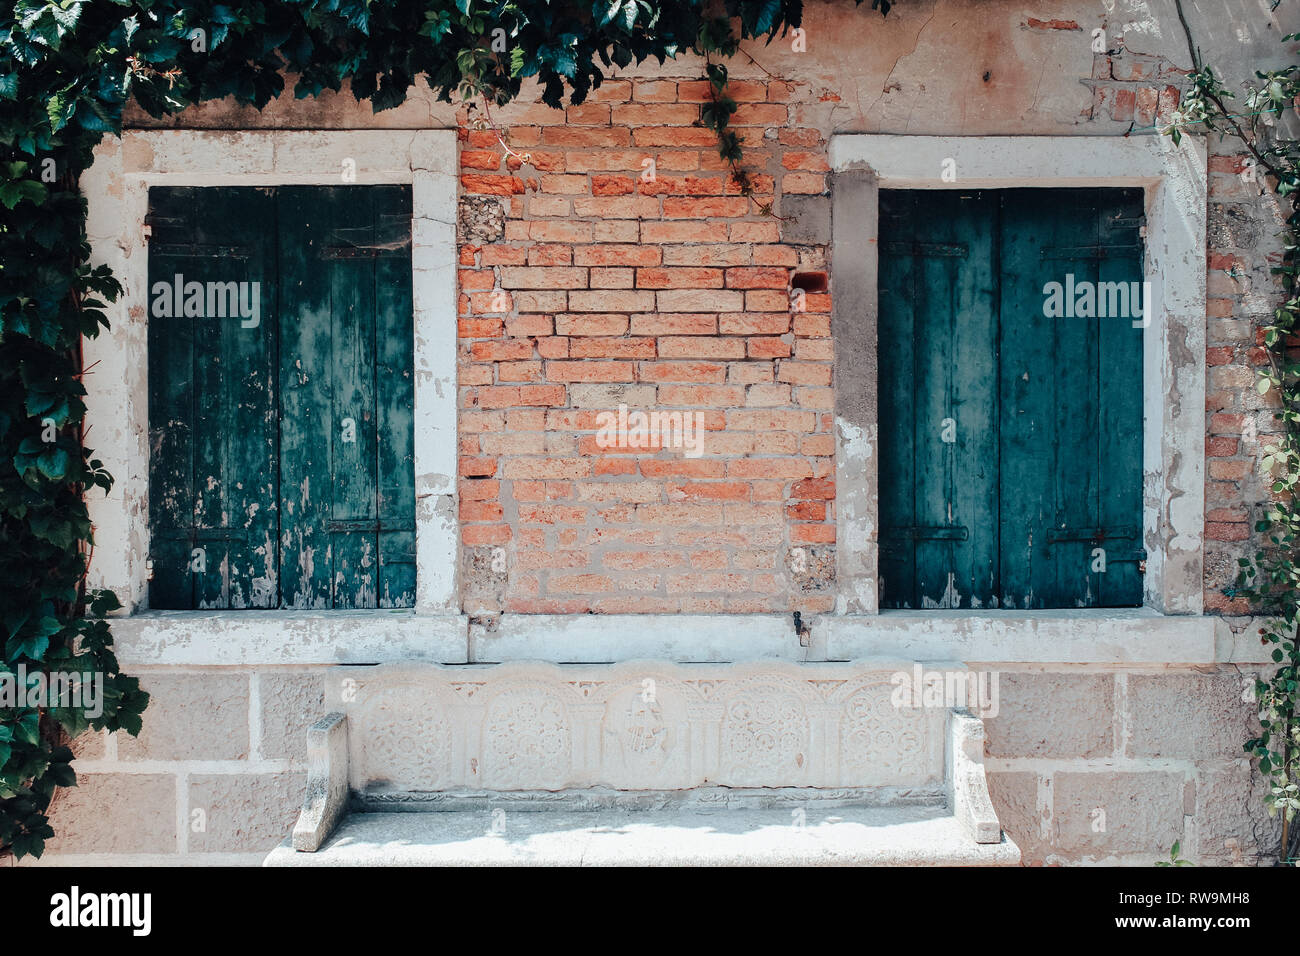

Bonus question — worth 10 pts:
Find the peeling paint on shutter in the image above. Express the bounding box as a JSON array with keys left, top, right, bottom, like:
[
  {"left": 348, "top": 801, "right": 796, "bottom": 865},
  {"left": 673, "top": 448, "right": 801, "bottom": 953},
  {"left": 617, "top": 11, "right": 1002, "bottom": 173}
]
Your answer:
[{"left": 147, "top": 186, "right": 415, "bottom": 610}]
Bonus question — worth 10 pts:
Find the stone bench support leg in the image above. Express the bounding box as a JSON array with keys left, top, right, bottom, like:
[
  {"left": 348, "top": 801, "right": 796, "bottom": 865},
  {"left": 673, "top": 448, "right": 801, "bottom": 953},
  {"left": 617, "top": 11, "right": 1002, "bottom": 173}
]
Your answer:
[
  {"left": 947, "top": 710, "right": 1004, "bottom": 845},
  {"left": 292, "top": 713, "right": 349, "bottom": 852}
]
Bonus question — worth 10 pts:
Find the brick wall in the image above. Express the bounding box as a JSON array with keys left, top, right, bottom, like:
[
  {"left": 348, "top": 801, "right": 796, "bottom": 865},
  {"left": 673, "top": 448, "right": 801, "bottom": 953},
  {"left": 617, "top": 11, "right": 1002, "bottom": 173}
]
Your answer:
[{"left": 455, "top": 77, "right": 837, "bottom": 615}]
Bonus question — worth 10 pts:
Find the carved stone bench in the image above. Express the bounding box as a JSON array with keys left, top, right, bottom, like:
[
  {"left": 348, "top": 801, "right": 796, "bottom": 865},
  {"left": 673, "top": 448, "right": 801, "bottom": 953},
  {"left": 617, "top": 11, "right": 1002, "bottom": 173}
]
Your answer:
[{"left": 263, "top": 660, "right": 1019, "bottom": 866}]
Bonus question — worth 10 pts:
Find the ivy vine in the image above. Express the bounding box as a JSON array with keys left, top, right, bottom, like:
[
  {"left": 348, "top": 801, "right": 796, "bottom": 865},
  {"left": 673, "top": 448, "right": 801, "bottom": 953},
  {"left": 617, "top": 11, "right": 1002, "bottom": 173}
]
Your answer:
[
  {"left": 0, "top": 0, "right": 891, "bottom": 859},
  {"left": 1165, "top": 34, "right": 1300, "bottom": 864}
]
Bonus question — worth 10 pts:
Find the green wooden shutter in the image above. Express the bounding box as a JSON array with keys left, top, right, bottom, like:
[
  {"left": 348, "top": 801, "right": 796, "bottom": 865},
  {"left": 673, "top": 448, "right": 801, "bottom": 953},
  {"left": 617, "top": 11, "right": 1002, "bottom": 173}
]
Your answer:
[
  {"left": 147, "top": 186, "right": 415, "bottom": 610},
  {"left": 146, "top": 187, "right": 278, "bottom": 609},
  {"left": 878, "top": 188, "right": 1145, "bottom": 610},
  {"left": 878, "top": 192, "right": 999, "bottom": 608}
]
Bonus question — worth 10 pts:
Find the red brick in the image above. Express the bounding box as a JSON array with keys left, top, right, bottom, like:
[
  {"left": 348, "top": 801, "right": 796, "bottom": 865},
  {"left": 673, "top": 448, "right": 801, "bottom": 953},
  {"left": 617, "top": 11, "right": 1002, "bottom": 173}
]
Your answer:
[
  {"left": 1206, "top": 437, "right": 1240, "bottom": 457},
  {"left": 460, "top": 500, "right": 504, "bottom": 521},
  {"left": 569, "top": 337, "right": 656, "bottom": 359},
  {"left": 591, "top": 175, "right": 637, "bottom": 196},
  {"left": 792, "top": 477, "right": 834, "bottom": 499},
  {"left": 546, "top": 361, "right": 635, "bottom": 382},
  {"left": 636, "top": 267, "right": 725, "bottom": 289},
  {"left": 515, "top": 221, "right": 592, "bottom": 243},
  {"left": 591, "top": 79, "right": 632, "bottom": 101},
  {"left": 632, "top": 127, "right": 722, "bottom": 147},
  {"left": 481, "top": 246, "right": 529, "bottom": 266},
  {"left": 612, "top": 104, "right": 700, "bottom": 126},
  {"left": 669, "top": 481, "right": 751, "bottom": 501},
  {"left": 731, "top": 222, "right": 780, "bottom": 242},
  {"left": 777, "top": 362, "right": 832, "bottom": 386},
  {"left": 791, "top": 523, "right": 835, "bottom": 544},
  {"left": 641, "top": 221, "right": 729, "bottom": 243},
  {"left": 590, "top": 267, "right": 635, "bottom": 289},
  {"left": 663, "top": 244, "right": 751, "bottom": 266},
  {"left": 463, "top": 524, "right": 511, "bottom": 546},
  {"left": 787, "top": 501, "right": 826, "bottom": 520},
  {"left": 782, "top": 173, "right": 826, "bottom": 194},
  {"left": 748, "top": 337, "right": 792, "bottom": 358},
  {"left": 573, "top": 196, "right": 661, "bottom": 218},
  {"left": 637, "top": 361, "right": 726, "bottom": 383},
  {"left": 780, "top": 151, "right": 831, "bottom": 172},
  {"left": 656, "top": 384, "right": 746, "bottom": 405},
  {"left": 460, "top": 318, "right": 504, "bottom": 337},
  {"left": 461, "top": 364, "right": 494, "bottom": 386},
  {"left": 539, "top": 174, "right": 588, "bottom": 194},
  {"left": 640, "top": 459, "right": 726, "bottom": 478},
  {"left": 721, "top": 312, "right": 790, "bottom": 335},
  {"left": 569, "top": 290, "right": 656, "bottom": 311},
  {"left": 497, "top": 361, "right": 543, "bottom": 382},
  {"left": 726, "top": 267, "right": 790, "bottom": 289},
  {"left": 555, "top": 314, "right": 629, "bottom": 336},
  {"left": 565, "top": 103, "right": 611, "bottom": 125},
  {"left": 659, "top": 336, "right": 746, "bottom": 359},
  {"left": 574, "top": 244, "right": 662, "bottom": 266},
  {"left": 505, "top": 315, "right": 553, "bottom": 336},
  {"left": 535, "top": 336, "right": 570, "bottom": 358},
  {"left": 542, "top": 127, "right": 632, "bottom": 147},
  {"left": 793, "top": 313, "right": 831, "bottom": 337},
  {"left": 638, "top": 176, "right": 730, "bottom": 197},
  {"left": 502, "top": 458, "right": 593, "bottom": 480},
  {"left": 460, "top": 174, "right": 526, "bottom": 195},
  {"left": 459, "top": 269, "right": 496, "bottom": 291},
  {"left": 478, "top": 385, "right": 567, "bottom": 408},
  {"left": 499, "top": 266, "right": 587, "bottom": 290},
  {"left": 677, "top": 79, "right": 768, "bottom": 101},
  {"left": 633, "top": 80, "right": 678, "bottom": 102},
  {"left": 727, "top": 458, "right": 813, "bottom": 479},
  {"left": 753, "top": 246, "right": 799, "bottom": 266},
  {"left": 461, "top": 150, "right": 503, "bottom": 170},
  {"left": 631, "top": 313, "right": 716, "bottom": 335},
  {"left": 472, "top": 340, "right": 534, "bottom": 361},
  {"left": 658, "top": 289, "right": 743, "bottom": 311},
  {"left": 1209, "top": 413, "right": 1245, "bottom": 433},
  {"left": 1205, "top": 522, "right": 1250, "bottom": 541},
  {"left": 459, "top": 456, "right": 497, "bottom": 477},
  {"left": 779, "top": 128, "right": 822, "bottom": 147},
  {"left": 663, "top": 197, "right": 750, "bottom": 218}
]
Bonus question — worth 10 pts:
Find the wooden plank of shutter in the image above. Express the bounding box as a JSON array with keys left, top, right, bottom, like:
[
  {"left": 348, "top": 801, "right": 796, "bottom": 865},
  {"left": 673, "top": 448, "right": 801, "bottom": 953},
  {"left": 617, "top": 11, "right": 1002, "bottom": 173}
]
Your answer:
[
  {"left": 324, "top": 187, "right": 381, "bottom": 608},
  {"left": 877, "top": 191, "right": 919, "bottom": 607},
  {"left": 147, "top": 188, "right": 198, "bottom": 609},
  {"left": 1096, "top": 191, "right": 1146, "bottom": 605},
  {"left": 998, "top": 190, "right": 1059, "bottom": 609},
  {"left": 374, "top": 188, "right": 417, "bottom": 608},
  {"left": 277, "top": 187, "right": 336, "bottom": 609}
]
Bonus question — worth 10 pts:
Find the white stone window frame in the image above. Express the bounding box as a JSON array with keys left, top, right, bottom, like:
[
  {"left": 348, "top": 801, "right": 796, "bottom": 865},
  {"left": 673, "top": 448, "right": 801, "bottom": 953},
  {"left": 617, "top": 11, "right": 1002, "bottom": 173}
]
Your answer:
[
  {"left": 81, "top": 130, "right": 464, "bottom": 662},
  {"left": 826, "top": 134, "right": 1209, "bottom": 649}
]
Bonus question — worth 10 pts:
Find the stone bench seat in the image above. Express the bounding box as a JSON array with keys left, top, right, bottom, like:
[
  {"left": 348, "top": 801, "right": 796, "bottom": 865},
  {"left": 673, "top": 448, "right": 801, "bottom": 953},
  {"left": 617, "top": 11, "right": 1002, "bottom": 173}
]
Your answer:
[{"left": 262, "top": 661, "right": 1019, "bottom": 867}]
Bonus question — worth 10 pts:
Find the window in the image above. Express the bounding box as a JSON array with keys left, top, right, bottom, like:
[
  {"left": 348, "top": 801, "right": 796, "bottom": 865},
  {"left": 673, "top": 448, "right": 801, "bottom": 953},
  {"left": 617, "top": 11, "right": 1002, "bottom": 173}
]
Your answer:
[
  {"left": 146, "top": 185, "right": 415, "bottom": 609},
  {"left": 877, "top": 188, "right": 1144, "bottom": 610}
]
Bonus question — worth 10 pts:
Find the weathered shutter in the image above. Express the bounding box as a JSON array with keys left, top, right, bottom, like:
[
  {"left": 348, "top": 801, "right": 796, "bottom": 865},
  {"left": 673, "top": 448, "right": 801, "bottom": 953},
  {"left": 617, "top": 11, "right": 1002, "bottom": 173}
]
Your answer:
[
  {"left": 999, "top": 188, "right": 1145, "bottom": 608},
  {"left": 147, "top": 187, "right": 279, "bottom": 609},
  {"left": 277, "top": 186, "right": 416, "bottom": 609},
  {"left": 878, "top": 187, "right": 1144, "bottom": 610},
  {"left": 147, "top": 186, "right": 414, "bottom": 610},
  {"left": 878, "top": 191, "right": 999, "bottom": 608}
]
